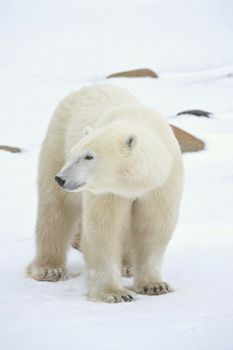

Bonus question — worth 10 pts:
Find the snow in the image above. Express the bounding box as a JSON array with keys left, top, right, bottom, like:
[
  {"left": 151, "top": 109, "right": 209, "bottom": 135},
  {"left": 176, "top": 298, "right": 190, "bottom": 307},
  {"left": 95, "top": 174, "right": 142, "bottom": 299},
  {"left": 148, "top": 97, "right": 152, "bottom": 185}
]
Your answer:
[{"left": 0, "top": 0, "right": 233, "bottom": 349}]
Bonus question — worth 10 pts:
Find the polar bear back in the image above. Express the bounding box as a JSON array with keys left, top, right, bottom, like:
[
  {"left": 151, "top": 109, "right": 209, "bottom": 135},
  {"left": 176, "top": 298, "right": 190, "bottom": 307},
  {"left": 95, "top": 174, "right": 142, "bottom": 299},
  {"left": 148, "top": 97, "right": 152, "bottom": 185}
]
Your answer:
[
  {"left": 45, "top": 84, "right": 180, "bottom": 166},
  {"left": 65, "top": 85, "right": 140, "bottom": 153}
]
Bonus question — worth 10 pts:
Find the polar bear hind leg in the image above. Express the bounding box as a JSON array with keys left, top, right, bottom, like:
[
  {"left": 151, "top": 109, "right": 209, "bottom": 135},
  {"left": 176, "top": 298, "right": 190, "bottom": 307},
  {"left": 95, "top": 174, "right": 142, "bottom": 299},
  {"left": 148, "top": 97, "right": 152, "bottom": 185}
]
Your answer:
[{"left": 27, "top": 179, "right": 78, "bottom": 282}]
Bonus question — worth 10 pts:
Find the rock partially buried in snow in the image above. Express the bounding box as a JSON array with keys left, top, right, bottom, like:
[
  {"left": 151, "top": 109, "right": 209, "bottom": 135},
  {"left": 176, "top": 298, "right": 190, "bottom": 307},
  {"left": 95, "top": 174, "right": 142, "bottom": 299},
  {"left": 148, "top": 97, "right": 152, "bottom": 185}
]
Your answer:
[
  {"left": 107, "top": 68, "right": 158, "bottom": 79},
  {"left": 170, "top": 125, "right": 205, "bottom": 153},
  {"left": 0, "top": 145, "right": 21, "bottom": 153},
  {"left": 176, "top": 109, "right": 212, "bottom": 118}
]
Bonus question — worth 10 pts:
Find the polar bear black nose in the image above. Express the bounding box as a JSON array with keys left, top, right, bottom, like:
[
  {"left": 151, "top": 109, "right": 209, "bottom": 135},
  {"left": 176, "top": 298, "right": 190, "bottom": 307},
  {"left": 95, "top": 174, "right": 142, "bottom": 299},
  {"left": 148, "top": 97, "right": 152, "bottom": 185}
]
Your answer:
[{"left": 55, "top": 176, "right": 65, "bottom": 187}]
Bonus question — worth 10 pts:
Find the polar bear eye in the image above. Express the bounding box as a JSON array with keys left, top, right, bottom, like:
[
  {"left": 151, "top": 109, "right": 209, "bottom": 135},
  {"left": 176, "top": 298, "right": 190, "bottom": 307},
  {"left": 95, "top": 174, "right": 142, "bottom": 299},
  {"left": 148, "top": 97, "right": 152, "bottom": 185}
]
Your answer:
[{"left": 84, "top": 155, "right": 93, "bottom": 160}]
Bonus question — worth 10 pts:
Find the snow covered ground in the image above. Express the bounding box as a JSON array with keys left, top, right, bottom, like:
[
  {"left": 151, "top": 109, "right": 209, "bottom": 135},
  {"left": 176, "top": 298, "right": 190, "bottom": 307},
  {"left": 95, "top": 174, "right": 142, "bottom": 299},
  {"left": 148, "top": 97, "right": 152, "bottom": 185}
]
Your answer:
[{"left": 0, "top": 0, "right": 233, "bottom": 349}]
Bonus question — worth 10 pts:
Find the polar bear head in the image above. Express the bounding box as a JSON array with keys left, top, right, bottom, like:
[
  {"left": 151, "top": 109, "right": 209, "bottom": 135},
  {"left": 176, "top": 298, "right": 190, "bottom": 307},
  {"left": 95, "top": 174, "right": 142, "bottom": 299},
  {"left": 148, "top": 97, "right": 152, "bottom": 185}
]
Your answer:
[{"left": 55, "top": 121, "right": 172, "bottom": 198}]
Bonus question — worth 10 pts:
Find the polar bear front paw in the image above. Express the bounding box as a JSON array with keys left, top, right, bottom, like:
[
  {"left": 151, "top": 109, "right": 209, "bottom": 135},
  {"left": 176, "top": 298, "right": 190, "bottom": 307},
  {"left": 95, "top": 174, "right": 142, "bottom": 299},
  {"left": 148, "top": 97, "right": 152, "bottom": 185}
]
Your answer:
[
  {"left": 91, "top": 289, "right": 136, "bottom": 303},
  {"left": 27, "top": 263, "right": 68, "bottom": 282},
  {"left": 103, "top": 290, "right": 136, "bottom": 303},
  {"left": 135, "top": 281, "right": 174, "bottom": 295}
]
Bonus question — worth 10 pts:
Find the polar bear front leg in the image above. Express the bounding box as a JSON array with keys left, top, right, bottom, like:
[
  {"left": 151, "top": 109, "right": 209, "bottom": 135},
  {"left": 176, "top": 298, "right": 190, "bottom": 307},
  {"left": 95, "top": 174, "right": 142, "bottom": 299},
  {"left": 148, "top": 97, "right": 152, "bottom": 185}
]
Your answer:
[
  {"left": 132, "top": 187, "right": 181, "bottom": 295},
  {"left": 82, "top": 192, "right": 135, "bottom": 303}
]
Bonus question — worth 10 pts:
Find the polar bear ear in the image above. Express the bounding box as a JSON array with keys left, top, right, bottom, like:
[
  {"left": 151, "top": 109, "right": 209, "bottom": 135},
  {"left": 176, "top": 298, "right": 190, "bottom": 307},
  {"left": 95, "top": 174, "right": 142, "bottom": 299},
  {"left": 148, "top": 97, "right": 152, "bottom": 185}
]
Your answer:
[
  {"left": 125, "top": 134, "right": 137, "bottom": 149},
  {"left": 83, "top": 126, "right": 93, "bottom": 137}
]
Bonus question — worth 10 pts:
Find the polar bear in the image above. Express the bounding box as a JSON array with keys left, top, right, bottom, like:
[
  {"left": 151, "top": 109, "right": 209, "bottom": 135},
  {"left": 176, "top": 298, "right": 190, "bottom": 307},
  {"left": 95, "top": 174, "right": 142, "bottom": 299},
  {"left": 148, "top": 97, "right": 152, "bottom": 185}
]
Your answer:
[{"left": 28, "top": 84, "right": 184, "bottom": 303}]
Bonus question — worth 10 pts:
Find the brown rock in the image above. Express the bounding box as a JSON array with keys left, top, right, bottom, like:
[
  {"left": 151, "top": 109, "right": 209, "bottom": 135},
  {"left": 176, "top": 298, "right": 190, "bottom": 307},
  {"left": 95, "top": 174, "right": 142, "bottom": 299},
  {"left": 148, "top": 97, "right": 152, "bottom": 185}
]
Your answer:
[
  {"left": 107, "top": 68, "right": 158, "bottom": 79},
  {"left": 170, "top": 124, "right": 205, "bottom": 153},
  {"left": 0, "top": 145, "right": 21, "bottom": 153}
]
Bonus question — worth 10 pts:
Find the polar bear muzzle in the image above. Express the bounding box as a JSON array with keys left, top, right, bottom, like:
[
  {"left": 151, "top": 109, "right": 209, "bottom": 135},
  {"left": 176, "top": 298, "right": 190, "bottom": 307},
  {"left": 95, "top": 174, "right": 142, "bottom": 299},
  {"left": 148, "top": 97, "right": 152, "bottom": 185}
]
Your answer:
[
  {"left": 54, "top": 175, "right": 86, "bottom": 192},
  {"left": 54, "top": 175, "right": 65, "bottom": 187}
]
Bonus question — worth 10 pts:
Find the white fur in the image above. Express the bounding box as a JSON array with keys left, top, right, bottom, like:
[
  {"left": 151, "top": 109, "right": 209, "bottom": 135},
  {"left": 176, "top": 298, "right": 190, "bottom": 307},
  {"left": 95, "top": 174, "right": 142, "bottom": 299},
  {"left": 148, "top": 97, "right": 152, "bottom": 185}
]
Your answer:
[{"left": 27, "top": 84, "right": 184, "bottom": 303}]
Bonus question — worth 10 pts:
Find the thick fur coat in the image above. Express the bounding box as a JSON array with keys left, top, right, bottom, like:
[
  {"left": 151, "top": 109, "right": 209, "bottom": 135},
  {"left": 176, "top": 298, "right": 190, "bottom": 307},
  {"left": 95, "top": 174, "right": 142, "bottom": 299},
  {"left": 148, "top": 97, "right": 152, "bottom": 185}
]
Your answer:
[{"left": 28, "top": 85, "right": 184, "bottom": 303}]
